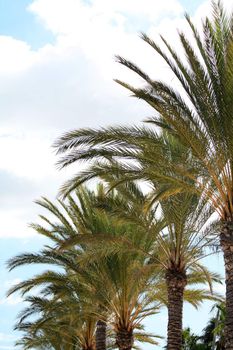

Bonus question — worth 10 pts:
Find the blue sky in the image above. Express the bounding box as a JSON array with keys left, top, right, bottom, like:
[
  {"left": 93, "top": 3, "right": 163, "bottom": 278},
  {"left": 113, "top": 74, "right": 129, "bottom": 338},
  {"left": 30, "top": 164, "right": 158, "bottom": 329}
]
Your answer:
[
  {"left": 0, "top": 0, "right": 231, "bottom": 349},
  {"left": 0, "top": 0, "right": 54, "bottom": 48}
]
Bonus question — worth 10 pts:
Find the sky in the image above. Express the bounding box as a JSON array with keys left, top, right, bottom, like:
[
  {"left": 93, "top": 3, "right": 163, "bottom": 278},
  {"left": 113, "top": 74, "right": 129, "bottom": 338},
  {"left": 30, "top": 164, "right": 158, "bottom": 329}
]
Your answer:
[{"left": 0, "top": 0, "right": 232, "bottom": 348}]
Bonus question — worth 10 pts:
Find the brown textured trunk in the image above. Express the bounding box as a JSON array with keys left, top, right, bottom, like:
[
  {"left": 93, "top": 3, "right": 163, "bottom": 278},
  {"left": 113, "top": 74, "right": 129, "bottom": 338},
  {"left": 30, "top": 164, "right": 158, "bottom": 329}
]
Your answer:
[
  {"left": 95, "top": 320, "right": 106, "bottom": 350},
  {"left": 220, "top": 222, "right": 233, "bottom": 350},
  {"left": 166, "top": 270, "right": 187, "bottom": 350},
  {"left": 116, "top": 327, "right": 134, "bottom": 350}
]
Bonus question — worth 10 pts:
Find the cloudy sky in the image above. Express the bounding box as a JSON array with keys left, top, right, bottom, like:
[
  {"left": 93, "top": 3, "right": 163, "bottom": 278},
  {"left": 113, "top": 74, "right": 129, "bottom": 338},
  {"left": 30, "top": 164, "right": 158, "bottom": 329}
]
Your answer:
[{"left": 0, "top": 0, "right": 232, "bottom": 348}]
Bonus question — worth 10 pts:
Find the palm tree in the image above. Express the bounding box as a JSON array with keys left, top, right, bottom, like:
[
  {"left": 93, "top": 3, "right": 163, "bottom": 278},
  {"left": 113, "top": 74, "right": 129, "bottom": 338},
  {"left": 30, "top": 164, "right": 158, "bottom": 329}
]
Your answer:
[
  {"left": 8, "top": 187, "right": 162, "bottom": 350},
  {"left": 86, "top": 251, "right": 163, "bottom": 350},
  {"left": 54, "top": 1, "right": 233, "bottom": 348}
]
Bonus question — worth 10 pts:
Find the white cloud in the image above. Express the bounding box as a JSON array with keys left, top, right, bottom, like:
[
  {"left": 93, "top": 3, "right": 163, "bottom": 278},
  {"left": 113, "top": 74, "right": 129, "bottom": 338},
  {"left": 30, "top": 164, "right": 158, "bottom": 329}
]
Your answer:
[
  {"left": 0, "top": 133, "right": 56, "bottom": 179},
  {"left": 28, "top": 0, "right": 184, "bottom": 36},
  {"left": 27, "top": 0, "right": 184, "bottom": 84},
  {"left": 0, "top": 37, "right": 35, "bottom": 74}
]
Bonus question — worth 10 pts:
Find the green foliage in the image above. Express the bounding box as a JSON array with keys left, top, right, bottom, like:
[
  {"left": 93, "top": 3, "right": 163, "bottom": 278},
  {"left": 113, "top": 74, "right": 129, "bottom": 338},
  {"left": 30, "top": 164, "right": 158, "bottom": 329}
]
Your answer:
[{"left": 54, "top": 1, "right": 233, "bottom": 221}]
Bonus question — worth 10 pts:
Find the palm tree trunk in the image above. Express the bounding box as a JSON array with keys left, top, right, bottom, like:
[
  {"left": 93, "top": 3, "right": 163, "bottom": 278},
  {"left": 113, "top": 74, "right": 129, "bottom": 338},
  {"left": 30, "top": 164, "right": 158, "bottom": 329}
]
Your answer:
[
  {"left": 95, "top": 320, "right": 106, "bottom": 350},
  {"left": 116, "top": 327, "right": 134, "bottom": 350},
  {"left": 166, "top": 270, "right": 187, "bottom": 350},
  {"left": 220, "top": 223, "right": 233, "bottom": 350}
]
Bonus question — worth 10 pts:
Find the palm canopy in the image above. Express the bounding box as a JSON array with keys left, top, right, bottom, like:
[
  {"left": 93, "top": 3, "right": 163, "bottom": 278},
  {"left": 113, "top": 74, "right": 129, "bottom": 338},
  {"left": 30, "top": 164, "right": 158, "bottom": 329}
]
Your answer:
[
  {"left": 82, "top": 251, "right": 162, "bottom": 348},
  {"left": 54, "top": 1, "right": 233, "bottom": 221},
  {"left": 114, "top": 0, "right": 233, "bottom": 220}
]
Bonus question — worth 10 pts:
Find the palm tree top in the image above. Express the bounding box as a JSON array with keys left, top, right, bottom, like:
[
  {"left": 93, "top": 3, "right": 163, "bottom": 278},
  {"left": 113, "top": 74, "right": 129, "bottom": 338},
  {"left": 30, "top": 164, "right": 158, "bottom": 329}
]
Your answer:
[{"left": 54, "top": 1, "right": 233, "bottom": 221}]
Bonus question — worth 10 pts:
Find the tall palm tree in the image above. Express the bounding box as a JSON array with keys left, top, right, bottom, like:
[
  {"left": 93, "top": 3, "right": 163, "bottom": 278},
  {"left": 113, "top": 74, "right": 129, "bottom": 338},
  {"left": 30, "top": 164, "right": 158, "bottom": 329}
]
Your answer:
[
  {"left": 54, "top": 1, "right": 233, "bottom": 348},
  {"left": 85, "top": 251, "right": 162, "bottom": 350},
  {"left": 8, "top": 187, "right": 162, "bottom": 350}
]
